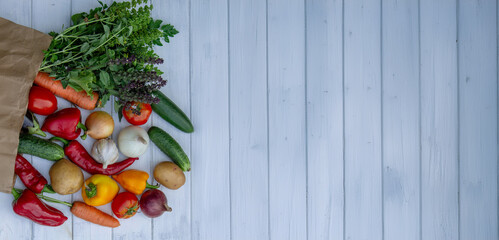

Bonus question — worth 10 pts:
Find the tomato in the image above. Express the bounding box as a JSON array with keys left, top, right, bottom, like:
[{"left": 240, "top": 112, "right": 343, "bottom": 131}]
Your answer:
[
  {"left": 122, "top": 102, "right": 152, "bottom": 126},
  {"left": 112, "top": 192, "right": 139, "bottom": 219},
  {"left": 28, "top": 86, "right": 57, "bottom": 115}
]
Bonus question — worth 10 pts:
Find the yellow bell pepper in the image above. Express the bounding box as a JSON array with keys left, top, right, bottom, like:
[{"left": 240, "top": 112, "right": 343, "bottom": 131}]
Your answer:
[
  {"left": 112, "top": 170, "right": 158, "bottom": 195},
  {"left": 82, "top": 174, "right": 119, "bottom": 206}
]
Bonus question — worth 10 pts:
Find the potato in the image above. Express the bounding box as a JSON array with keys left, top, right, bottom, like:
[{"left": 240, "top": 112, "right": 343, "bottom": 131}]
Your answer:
[
  {"left": 154, "top": 161, "right": 185, "bottom": 190},
  {"left": 49, "top": 158, "right": 84, "bottom": 195}
]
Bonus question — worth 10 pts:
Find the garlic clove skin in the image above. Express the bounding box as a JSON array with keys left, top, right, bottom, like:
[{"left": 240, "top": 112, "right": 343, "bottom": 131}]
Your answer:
[{"left": 91, "top": 138, "right": 120, "bottom": 169}]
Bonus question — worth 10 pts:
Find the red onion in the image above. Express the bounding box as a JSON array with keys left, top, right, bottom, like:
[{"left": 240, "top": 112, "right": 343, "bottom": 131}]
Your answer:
[{"left": 139, "top": 189, "right": 172, "bottom": 218}]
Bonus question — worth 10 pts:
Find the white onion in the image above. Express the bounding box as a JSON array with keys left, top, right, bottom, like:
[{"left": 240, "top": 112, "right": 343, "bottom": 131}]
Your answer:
[{"left": 118, "top": 126, "right": 149, "bottom": 157}]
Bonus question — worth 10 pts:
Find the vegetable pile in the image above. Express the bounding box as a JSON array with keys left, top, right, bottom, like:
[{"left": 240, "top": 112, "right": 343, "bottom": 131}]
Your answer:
[
  {"left": 38, "top": 0, "right": 178, "bottom": 112},
  {"left": 10, "top": 0, "right": 192, "bottom": 228}
]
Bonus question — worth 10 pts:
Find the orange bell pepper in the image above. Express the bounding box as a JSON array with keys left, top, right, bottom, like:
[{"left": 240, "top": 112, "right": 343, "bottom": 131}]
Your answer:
[
  {"left": 112, "top": 170, "right": 158, "bottom": 195},
  {"left": 82, "top": 174, "right": 119, "bottom": 206}
]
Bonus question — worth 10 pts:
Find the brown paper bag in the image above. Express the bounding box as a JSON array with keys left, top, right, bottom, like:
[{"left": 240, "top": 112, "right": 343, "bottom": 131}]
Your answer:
[{"left": 0, "top": 17, "right": 52, "bottom": 193}]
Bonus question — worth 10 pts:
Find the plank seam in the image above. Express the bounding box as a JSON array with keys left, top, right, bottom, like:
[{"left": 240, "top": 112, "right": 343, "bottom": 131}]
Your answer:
[
  {"left": 227, "top": 0, "right": 232, "bottom": 239},
  {"left": 456, "top": 0, "right": 461, "bottom": 239},
  {"left": 341, "top": 0, "right": 346, "bottom": 240},
  {"left": 418, "top": 0, "right": 423, "bottom": 239},
  {"left": 496, "top": 0, "right": 499, "bottom": 236},
  {"left": 265, "top": 0, "right": 271, "bottom": 238},
  {"left": 304, "top": 0, "right": 309, "bottom": 239},
  {"left": 380, "top": 0, "right": 385, "bottom": 239}
]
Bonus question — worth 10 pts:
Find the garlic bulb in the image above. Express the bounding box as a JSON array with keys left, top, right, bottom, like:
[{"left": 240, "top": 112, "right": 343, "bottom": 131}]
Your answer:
[{"left": 91, "top": 138, "right": 119, "bottom": 169}]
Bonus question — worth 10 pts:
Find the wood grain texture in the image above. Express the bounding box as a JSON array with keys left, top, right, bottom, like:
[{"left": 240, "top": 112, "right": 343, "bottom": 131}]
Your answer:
[
  {"left": 382, "top": 0, "right": 420, "bottom": 239},
  {"left": 458, "top": 0, "right": 498, "bottom": 239},
  {"left": 228, "top": 0, "right": 269, "bottom": 240},
  {"left": 190, "top": 0, "right": 230, "bottom": 239},
  {"left": 306, "top": 0, "right": 343, "bottom": 239},
  {"left": 0, "top": 1, "right": 33, "bottom": 239},
  {"left": 31, "top": 1, "right": 74, "bottom": 239},
  {"left": 0, "top": 0, "right": 31, "bottom": 26},
  {"left": 267, "top": 0, "right": 306, "bottom": 239},
  {"left": 0, "top": 0, "right": 498, "bottom": 239},
  {"left": 344, "top": 0, "right": 383, "bottom": 240},
  {"left": 150, "top": 0, "right": 192, "bottom": 239},
  {"left": 420, "top": 0, "right": 459, "bottom": 239}
]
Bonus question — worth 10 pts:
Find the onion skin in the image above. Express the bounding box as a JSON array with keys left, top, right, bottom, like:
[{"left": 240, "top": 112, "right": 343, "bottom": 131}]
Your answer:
[
  {"left": 85, "top": 111, "right": 114, "bottom": 139},
  {"left": 139, "top": 189, "right": 171, "bottom": 218},
  {"left": 118, "top": 126, "right": 149, "bottom": 157}
]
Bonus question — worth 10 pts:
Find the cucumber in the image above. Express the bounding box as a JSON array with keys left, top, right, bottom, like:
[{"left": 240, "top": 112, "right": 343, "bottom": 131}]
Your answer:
[
  {"left": 18, "top": 134, "right": 64, "bottom": 161},
  {"left": 151, "top": 90, "right": 194, "bottom": 133},
  {"left": 148, "top": 126, "right": 190, "bottom": 171}
]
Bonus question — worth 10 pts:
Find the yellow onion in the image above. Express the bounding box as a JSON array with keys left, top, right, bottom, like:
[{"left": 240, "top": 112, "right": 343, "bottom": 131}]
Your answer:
[{"left": 85, "top": 111, "right": 114, "bottom": 139}]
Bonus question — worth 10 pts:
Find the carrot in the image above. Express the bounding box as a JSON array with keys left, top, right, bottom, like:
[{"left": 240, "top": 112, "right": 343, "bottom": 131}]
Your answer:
[
  {"left": 71, "top": 201, "right": 120, "bottom": 228},
  {"left": 34, "top": 72, "right": 99, "bottom": 110}
]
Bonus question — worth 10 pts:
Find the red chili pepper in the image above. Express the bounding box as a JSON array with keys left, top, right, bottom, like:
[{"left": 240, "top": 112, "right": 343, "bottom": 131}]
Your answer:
[
  {"left": 15, "top": 154, "right": 55, "bottom": 194},
  {"left": 42, "top": 108, "right": 87, "bottom": 140},
  {"left": 51, "top": 137, "right": 138, "bottom": 175},
  {"left": 11, "top": 188, "right": 67, "bottom": 226}
]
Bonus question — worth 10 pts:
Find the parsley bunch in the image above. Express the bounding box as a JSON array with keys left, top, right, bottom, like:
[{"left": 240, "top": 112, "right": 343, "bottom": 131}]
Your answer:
[{"left": 40, "top": 0, "right": 178, "bottom": 107}]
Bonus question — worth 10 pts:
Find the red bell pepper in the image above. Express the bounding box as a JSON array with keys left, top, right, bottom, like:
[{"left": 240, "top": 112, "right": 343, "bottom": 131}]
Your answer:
[
  {"left": 42, "top": 108, "right": 87, "bottom": 140},
  {"left": 11, "top": 188, "right": 67, "bottom": 226},
  {"left": 51, "top": 137, "right": 138, "bottom": 175},
  {"left": 15, "top": 154, "right": 55, "bottom": 194}
]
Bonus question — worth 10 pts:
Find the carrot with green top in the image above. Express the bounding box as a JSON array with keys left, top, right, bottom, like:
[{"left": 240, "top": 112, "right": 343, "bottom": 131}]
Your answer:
[{"left": 34, "top": 72, "right": 99, "bottom": 110}]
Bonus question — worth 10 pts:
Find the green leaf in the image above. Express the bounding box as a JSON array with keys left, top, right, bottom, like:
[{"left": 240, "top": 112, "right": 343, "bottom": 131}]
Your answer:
[
  {"left": 50, "top": 55, "right": 58, "bottom": 62},
  {"left": 80, "top": 42, "right": 90, "bottom": 53},
  {"left": 128, "top": 26, "right": 134, "bottom": 36},
  {"left": 99, "top": 71, "right": 111, "bottom": 88},
  {"left": 68, "top": 70, "right": 97, "bottom": 96},
  {"left": 114, "top": 100, "right": 124, "bottom": 121},
  {"left": 109, "top": 64, "right": 120, "bottom": 72},
  {"left": 106, "top": 49, "right": 115, "bottom": 59},
  {"left": 152, "top": 19, "right": 162, "bottom": 29},
  {"left": 99, "top": 34, "right": 107, "bottom": 45},
  {"left": 152, "top": 39, "right": 163, "bottom": 46},
  {"left": 86, "top": 47, "right": 96, "bottom": 55},
  {"left": 103, "top": 25, "right": 110, "bottom": 39},
  {"left": 100, "top": 93, "right": 111, "bottom": 106},
  {"left": 118, "top": 36, "right": 124, "bottom": 44},
  {"left": 71, "top": 13, "right": 83, "bottom": 24}
]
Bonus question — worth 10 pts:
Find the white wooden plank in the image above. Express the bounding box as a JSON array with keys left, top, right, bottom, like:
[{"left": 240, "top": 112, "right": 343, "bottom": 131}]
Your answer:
[
  {"left": 190, "top": 0, "right": 230, "bottom": 239},
  {"left": 228, "top": 0, "right": 268, "bottom": 239},
  {"left": 267, "top": 0, "right": 306, "bottom": 239},
  {"left": 0, "top": 0, "right": 31, "bottom": 27},
  {"left": 306, "top": 0, "right": 343, "bottom": 239},
  {"left": 420, "top": 0, "right": 459, "bottom": 239},
  {"left": 381, "top": 1, "right": 420, "bottom": 239},
  {"left": 31, "top": 1, "right": 74, "bottom": 239},
  {"left": 458, "top": 0, "right": 498, "bottom": 239},
  {"left": 344, "top": 0, "right": 382, "bottom": 239},
  {"left": 0, "top": 1, "right": 32, "bottom": 239},
  {"left": 150, "top": 0, "right": 191, "bottom": 239}
]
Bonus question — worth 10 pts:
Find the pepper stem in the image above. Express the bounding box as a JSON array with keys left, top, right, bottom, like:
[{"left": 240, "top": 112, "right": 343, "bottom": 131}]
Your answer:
[
  {"left": 11, "top": 188, "right": 21, "bottom": 201},
  {"left": 77, "top": 122, "right": 88, "bottom": 140},
  {"left": 85, "top": 182, "right": 97, "bottom": 198},
  {"left": 50, "top": 136, "right": 69, "bottom": 147},
  {"left": 145, "top": 182, "right": 159, "bottom": 189},
  {"left": 37, "top": 193, "right": 73, "bottom": 207},
  {"left": 28, "top": 112, "right": 46, "bottom": 137},
  {"left": 42, "top": 185, "right": 56, "bottom": 194}
]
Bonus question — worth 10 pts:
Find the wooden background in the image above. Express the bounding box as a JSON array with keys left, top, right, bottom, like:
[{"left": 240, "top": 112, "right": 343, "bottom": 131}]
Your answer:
[{"left": 0, "top": 0, "right": 498, "bottom": 239}]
